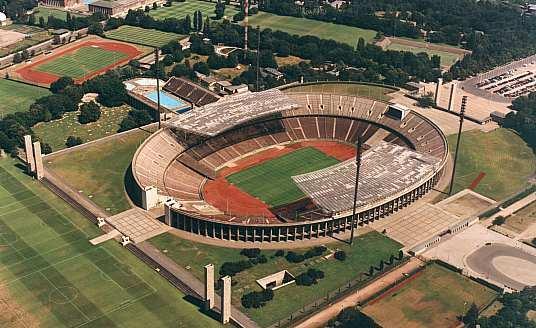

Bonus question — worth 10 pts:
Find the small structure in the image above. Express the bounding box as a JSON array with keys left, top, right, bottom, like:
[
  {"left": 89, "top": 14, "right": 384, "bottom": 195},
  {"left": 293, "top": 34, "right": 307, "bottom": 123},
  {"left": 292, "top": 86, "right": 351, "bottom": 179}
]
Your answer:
[
  {"left": 215, "top": 80, "right": 249, "bottom": 95},
  {"left": 51, "top": 28, "right": 70, "bottom": 44},
  {"left": 24, "top": 135, "right": 35, "bottom": 174},
  {"left": 256, "top": 270, "right": 295, "bottom": 291},
  {"left": 434, "top": 77, "right": 443, "bottom": 104},
  {"left": 490, "top": 110, "right": 508, "bottom": 124},
  {"left": 0, "top": 12, "right": 12, "bottom": 26},
  {"left": 261, "top": 67, "right": 284, "bottom": 80},
  {"left": 404, "top": 81, "right": 424, "bottom": 95},
  {"left": 141, "top": 185, "right": 158, "bottom": 210},
  {"left": 385, "top": 103, "right": 410, "bottom": 120},
  {"left": 32, "top": 141, "right": 44, "bottom": 180}
]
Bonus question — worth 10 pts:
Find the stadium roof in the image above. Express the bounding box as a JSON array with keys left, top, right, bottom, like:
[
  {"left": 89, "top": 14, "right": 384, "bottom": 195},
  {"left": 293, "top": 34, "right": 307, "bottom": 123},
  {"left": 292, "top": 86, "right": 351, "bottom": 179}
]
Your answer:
[
  {"left": 167, "top": 89, "right": 300, "bottom": 136},
  {"left": 292, "top": 142, "right": 441, "bottom": 213}
]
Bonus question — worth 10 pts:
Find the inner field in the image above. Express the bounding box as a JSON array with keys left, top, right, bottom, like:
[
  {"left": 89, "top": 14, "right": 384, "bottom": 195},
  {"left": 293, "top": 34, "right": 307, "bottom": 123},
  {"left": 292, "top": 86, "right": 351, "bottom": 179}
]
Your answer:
[{"left": 35, "top": 46, "right": 128, "bottom": 78}]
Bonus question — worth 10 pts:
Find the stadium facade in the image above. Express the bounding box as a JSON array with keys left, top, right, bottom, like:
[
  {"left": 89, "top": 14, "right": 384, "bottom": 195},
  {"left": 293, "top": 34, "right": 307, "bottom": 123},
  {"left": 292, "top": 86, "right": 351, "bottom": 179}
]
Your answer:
[{"left": 131, "top": 82, "right": 449, "bottom": 243}]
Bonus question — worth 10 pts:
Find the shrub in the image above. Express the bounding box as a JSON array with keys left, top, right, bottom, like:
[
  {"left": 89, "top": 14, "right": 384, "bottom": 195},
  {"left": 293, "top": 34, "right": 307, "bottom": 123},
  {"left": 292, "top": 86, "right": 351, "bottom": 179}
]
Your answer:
[
  {"left": 295, "top": 268, "right": 324, "bottom": 286},
  {"left": 286, "top": 246, "right": 327, "bottom": 263},
  {"left": 334, "top": 250, "right": 346, "bottom": 261},
  {"left": 493, "top": 216, "right": 506, "bottom": 226},
  {"left": 78, "top": 101, "right": 101, "bottom": 124},
  {"left": 65, "top": 136, "right": 83, "bottom": 147},
  {"left": 241, "top": 289, "right": 273, "bottom": 308},
  {"left": 50, "top": 76, "right": 74, "bottom": 94},
  {"left": 240, "top": 248, "right": 261, "bottom": 258},
  {"left": 275, "top": 250, "right": 284, "bottom": 257}
]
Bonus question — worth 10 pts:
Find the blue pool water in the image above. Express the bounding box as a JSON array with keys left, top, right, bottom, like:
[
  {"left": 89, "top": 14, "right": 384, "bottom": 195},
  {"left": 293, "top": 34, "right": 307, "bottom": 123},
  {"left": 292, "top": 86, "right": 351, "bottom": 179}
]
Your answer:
[{"left": 145, "top": 90, "right": 189, "bottom": 111}]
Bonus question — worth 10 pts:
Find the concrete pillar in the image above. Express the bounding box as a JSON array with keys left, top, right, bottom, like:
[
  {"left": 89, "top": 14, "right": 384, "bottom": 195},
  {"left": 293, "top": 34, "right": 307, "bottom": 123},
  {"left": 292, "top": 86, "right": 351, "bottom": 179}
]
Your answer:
[
  {"left": 142, "top": 186, "right": 158, "bottom": 210},
  {"left": 434, "top": 78, "right": 443, "bottom": 105},
  {"left": 447, "top": 83, "right": 457, "bottom": 112},
  {"left": 204, "top": 264, "right": 215, "bottom": 311},
  {"left": 24, "top": 135, "right": 35, "bottom": 173},
  {"left": 164, "top": 199, "right": 176, "bottom": 226},
  {"left": 32, "top": 141, "right": 44, "bottom": 180},
  {"left": 220, "top": 276, "right": 231, "bottom": 324}
]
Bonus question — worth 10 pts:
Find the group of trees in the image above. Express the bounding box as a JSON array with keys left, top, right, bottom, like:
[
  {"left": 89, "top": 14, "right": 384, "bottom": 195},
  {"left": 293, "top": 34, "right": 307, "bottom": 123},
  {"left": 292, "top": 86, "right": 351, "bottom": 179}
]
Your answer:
[
  {"left": 219, "top": 248, "right": 267, "bottom": 277},
  {"left": 285, "top": 246, "right": 327, "bottom": 263},
  {"left": 477, "top": 287, "right": 536, "bottom": 328},
  {"left": 241, "top": 289, "right": 273, "bottom": 308},
  {"left": 295, "top": 268, "right": 324, "bottom": 286},
  {"left": 26, "top": 11, "right": 105, "bottom": 31},
  {"left": 504, "top": 92, "right": 536, "bottom": 151}
]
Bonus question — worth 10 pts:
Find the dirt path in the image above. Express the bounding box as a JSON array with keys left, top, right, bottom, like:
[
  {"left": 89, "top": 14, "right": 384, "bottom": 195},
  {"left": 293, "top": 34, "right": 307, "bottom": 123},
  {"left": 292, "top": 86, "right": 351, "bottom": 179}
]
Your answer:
[{"left": 292, "top": 257, "right": 424, "bottom": 328}]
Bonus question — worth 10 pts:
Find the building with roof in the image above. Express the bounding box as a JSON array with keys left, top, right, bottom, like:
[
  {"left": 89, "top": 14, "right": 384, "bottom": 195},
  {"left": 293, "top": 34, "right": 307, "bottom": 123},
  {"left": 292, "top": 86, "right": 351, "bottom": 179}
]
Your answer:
[
  {"left": 125, "top": 78, "right": 192, "bottom": 115},
  {"left": 88, "top": 0, "right": 160, "bottom": 16},
  {"left": 39, "top": 0, "right": 80, "bottom": 8}
]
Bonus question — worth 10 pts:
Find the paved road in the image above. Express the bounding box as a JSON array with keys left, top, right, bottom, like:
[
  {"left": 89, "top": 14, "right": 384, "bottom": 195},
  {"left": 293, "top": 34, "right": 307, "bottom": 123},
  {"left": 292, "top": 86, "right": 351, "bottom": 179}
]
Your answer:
[
  {"left": 292, "top": 258, "right": 424, "bottom": 328},
  {"left": 465, "top": 243, "right": 536, "bottom": 291}
]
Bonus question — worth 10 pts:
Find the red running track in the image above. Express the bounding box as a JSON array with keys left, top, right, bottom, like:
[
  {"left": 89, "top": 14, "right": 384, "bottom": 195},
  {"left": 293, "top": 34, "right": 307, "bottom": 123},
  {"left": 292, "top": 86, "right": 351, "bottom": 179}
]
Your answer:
[
  {"left": 202, "top": 141, "right": 357, "bottom": 220},
  {"left": 15, "top": 40, "right": 143, "bottom": 85}
]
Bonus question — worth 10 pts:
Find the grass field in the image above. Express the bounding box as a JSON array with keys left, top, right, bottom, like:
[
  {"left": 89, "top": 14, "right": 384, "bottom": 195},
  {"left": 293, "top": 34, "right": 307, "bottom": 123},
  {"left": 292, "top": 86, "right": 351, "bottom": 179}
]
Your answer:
[
  {"left": 447, "top": 128, "right": 536, "bottom": 201},
  {"left": 35, "top": 46, "right": 129, "bottom": 79},
  {"left": 247, "top": 11, "right": 377, "bottom": 45},
  {"left": 33, "top": 105, "right": 131, "bottom": 151},
  {"left": 283, "top": 82, "right": 395, "bottom": 101},
  {"left": 150, "top": 230, "right": 401, "bottom": 326},
  {"left": 149, "top": 0, "right": 239, "bottom": 21},
  {"left": 226, "top": 147, "right": 339, "bottom": 207},
  {"left": 363, "top": 263, "right": 497, "bottom": 328},
  {"left": 105, "top": 26, "right": 185, "bottom": 47},
  {"left": 33, "top": 7, "right": 75, "bottom": 21},
  {"left": 0, "top": 79, "right": 51, "bottom": 116},
  {"left": 386, "top": 42, "right": 460, "bottom": 67},
  {"left": 503, "top": 201, "right": 536, "bottom": 233},
  {"left": 0, "top": 158, "right": 221, "bottom": 328},
  {"left": 46, "top": 127, "right": 154, "bottom": 214}
]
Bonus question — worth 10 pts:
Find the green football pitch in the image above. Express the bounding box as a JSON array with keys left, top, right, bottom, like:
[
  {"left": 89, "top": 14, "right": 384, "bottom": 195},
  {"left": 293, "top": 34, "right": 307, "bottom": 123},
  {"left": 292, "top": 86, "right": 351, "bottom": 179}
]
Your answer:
[
  {"left": 105, "top": 26, "right": 185, "bottom": 48},
  {"left": 226, "top": 147, "right": 339, "bottom": 207},
  {"left": 35, "top": 46, "right": 128, "bottom": 79},
  {"left": 0, "top": 79, "right": 51, "bottom": 116},
  {"left": 149, "top": 0, "right": 239, "bottom": 21},
  {"left": 0, "top": 158, "right": 221, "bottom": 328}
]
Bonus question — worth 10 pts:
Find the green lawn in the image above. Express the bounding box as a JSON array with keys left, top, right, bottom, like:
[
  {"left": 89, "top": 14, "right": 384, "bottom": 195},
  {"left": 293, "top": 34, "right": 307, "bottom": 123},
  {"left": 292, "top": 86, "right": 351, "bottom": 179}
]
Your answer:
[
  {"left": 149, "top": 0, "right": 239, "bottom": 21},
  {"left": 363, "top": 263, "right": 497, "bottom": 328},
  {"left": 247, "top": 11, "right": 377, "bottom": 45},
  {"left": 46, "top": 128, "right": 154, "bottom": 214},
  {"left": 105, "top": 26, "right": 185, "bottom": 48},
  {"left": 150, "top": 230, "right": 402, "bottom": 327},
  {"left": 283, "top": 82, "right": 395, "bottom": 101},
  {"left": 33, "top": 105, "right": 131, "bottom": 152},
  {"left": 226, "top": 147, "right": 339, "bottom": 207},
  {"left": 0, "top": 157, "right": 221, "bottom": 328},
  {"left": 35, "top": 46, "right": 128, "bottom": 79},
  {"left": 33, "top": 7, "right": 75, "bottom": 21},
  {"left": 447, "top": 128, "right": 536, "bottom": 201},
  {"left": 386, "top": 42, "right": 461, "bottom": 67},
  {"left": 0, "top": 79, "right": 51, "bottom": 116}
]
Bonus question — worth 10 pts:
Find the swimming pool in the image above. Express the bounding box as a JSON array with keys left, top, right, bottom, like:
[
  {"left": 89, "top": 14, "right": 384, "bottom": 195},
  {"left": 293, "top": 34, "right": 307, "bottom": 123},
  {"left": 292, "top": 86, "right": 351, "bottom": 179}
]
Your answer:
[{"left": 144, "top": 90, "right": 190, "bottom": 111}]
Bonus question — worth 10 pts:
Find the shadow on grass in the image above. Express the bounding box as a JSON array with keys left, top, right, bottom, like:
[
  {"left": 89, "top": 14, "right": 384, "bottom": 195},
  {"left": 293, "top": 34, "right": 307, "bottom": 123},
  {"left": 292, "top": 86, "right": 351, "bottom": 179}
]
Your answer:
[
  {"left": 184, "top": 294, "right": 222, "bottom": 321},
  {"left": 124, "top": 163, "right": 142, "bottom": 207}
]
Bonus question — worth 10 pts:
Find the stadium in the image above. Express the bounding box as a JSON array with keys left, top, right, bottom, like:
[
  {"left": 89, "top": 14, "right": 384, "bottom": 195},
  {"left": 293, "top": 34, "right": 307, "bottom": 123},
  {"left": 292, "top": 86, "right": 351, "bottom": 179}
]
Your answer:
[{"left": 131, "top": 82, "right": 449, "bottom": 243}]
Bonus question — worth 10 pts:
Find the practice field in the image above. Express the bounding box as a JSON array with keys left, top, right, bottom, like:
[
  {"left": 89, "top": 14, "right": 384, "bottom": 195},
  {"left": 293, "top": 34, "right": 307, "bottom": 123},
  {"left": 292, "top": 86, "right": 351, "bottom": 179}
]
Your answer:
[
  {"left": 226, "top": 147, "right": 339, "bottom": 207},
  {"left": 33, "top": 105, "right": 132, "bottom": 151},
  {"left": 35, "top": 46, "right": 128, "bottom": 78},
  {"left": 151, "top": 230, "right": 402, "bottom": 326},
  {"left": 0, "top": 158, "right": 221, "bottom": 328},
  {"left": 283, "top": 82, "right": 396, "bottom": 102},
  {"left": 105, "top": 26, "right": 185, "bottom": 48},
  {"left": 503, "top": 201, "right": 536, "bottom": 233},
  {"left": 247, "top": 11, "right": 377, "bottom": 45},
  {"left": 149, "top": 0, "right": 239, "bottom": 21},
  {"left": 363, "top": 263, "right": 497, "bottom": 328},
  {"left": 386, "top": 42, "right": 461, "bottom": 67},
  {"left": 46, "top": 127, "right": 155, "bottom": 214},
  {"left": 447, "top": 128, "right": 536, "bottom": 201},
  {"left": 15, "top": 39, "right": 144, "bottom": 85},
  {"left": 0, "top": 79, "right": 51, "bottom": 116}
]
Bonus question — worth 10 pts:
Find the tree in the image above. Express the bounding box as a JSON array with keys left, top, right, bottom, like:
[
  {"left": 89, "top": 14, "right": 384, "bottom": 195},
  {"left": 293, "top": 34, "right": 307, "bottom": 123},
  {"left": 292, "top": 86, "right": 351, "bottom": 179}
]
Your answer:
[
  {"left": 329, "top": 308, "right": 379, "bottom": 328},
  {"left": 171, "top": 63, "right": 191, "bottom": 77},
  {"left": 193, "top": 61, "right": 210, "bottom": 75},
  {"left": 334, "top": 250, "right": 346, "bottom": 261},
  {"left": 492, "top": 216, "right": 506, "bottom": 226},
  {"left": 41, "top": 143, "right": 52, "bottom": 154},
  {"left": 50, "top": 76, "right": 74, "bottom": 94},
  {"left": 463, "top": 303, "right": 479, "bottom": 328},
  {"left": 356, "top": 37, "right": 366, "bottom": 51},
  {"left": 417, "top": 93, "right": 435, "bottom": 108},
  {"left": 88, "top": 22, "right": 104, "bottom": 36},
  {"left": 215, "top": 0, "right": 225, "bottom": 19},
  {"left": 65, "top": 136, "right": 83, "bottom": 147},
  {"left": 193, "top": 10, "right": 203, "bottom": 31},
  {"left": 78, "top": 101, "right": 101, "bottom": 124},
  {"left": 152, "top": 2, "right": 158, "bottom": 10}
]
